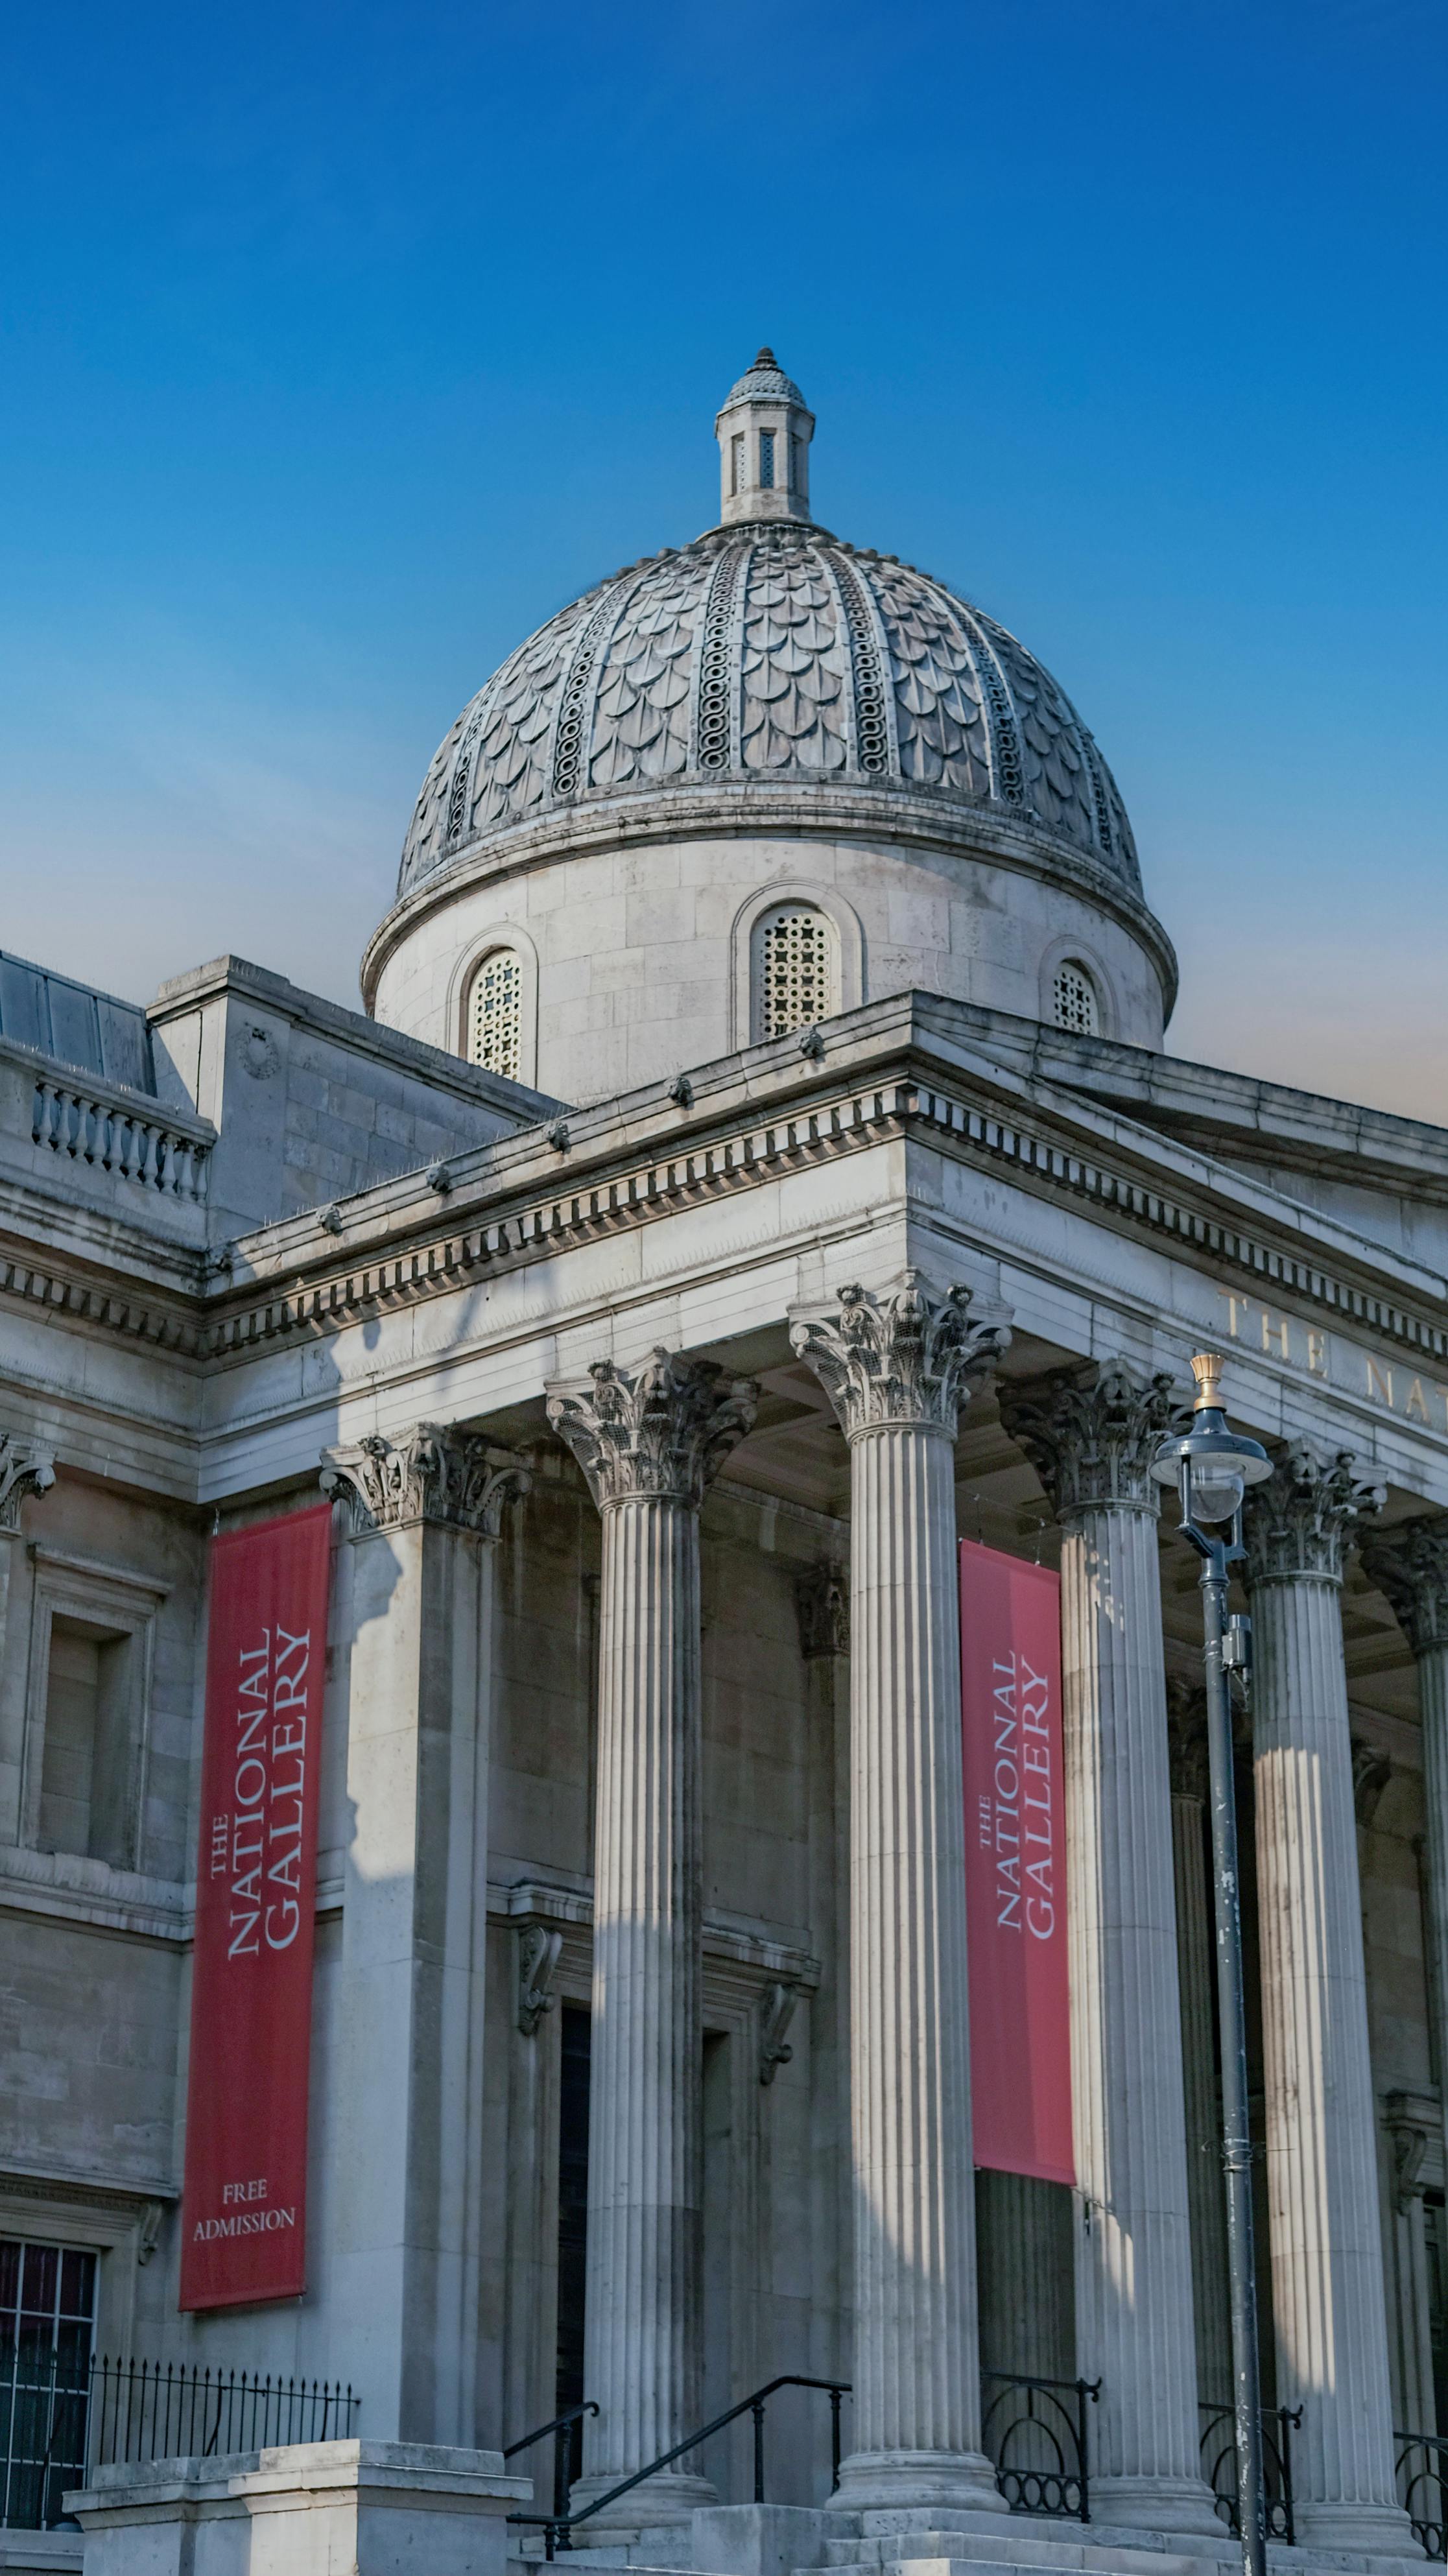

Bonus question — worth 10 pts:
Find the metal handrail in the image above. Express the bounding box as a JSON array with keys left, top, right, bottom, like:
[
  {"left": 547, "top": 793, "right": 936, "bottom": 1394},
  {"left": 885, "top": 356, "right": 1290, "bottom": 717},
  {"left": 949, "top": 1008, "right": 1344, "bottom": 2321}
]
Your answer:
[
  {"left": 1200, "top": 2399, "right": 1302, "bottom": 2545},
  {"left": 1395, "top": 2427, "right": 1448, "bottom": 2560},
  {"left": 503, "top": 2403, "right": 600, "bottom": 2525},
  {"left": 980, "top": 2368, "right": 1098, "bottom": 2524},
  {"left": 508, "top": 2373, "right": 850, "bottom": 2557},
  {"left": 503, "top": 2402, "right": 600, "bottom": 2461}
]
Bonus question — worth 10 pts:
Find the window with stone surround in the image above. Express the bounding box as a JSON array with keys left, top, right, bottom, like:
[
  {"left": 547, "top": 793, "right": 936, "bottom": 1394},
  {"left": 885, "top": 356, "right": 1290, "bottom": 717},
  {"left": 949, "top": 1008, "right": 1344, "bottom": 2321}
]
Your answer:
[
  {"left": 758, "top": 429, "right": 775, "bottom": 490},
  {"left": 1051, "top": 960, "right": 1099, "bottom": 1036},
  {"left": 466, "top": 948, "right": 523, "bottom": 1082},
  {"left": 21, "top": 1550, "right": 165, "bottom": 1874},
  {"left": 752, "top": 904, "right": 835, "bottom": 1042},
  {"left": 0, "top": 2236, "right": 97, "bottom": 2529}
]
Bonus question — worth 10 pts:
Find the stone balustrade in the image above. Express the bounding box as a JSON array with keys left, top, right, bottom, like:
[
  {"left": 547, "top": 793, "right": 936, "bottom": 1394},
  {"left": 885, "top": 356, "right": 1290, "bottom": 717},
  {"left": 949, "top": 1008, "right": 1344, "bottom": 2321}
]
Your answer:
[{"left": 0, "top": 1037, "right": 214, "bottom": 1215}]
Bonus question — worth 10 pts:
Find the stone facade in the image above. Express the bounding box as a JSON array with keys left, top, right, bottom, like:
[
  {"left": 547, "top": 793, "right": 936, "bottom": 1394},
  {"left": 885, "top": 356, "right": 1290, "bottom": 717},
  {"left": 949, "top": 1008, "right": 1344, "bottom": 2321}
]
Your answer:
[{"left": 3, "top": 357, "right": 1447, "bottom": 2576}]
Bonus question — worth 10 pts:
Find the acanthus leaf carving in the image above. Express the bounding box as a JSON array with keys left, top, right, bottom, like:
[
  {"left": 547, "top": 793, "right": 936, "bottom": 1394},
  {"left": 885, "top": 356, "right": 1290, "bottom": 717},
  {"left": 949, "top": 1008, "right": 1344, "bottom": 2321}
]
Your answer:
[
  {"left": 1361, "top": 1514, "right": 1448, "bottom": 1657},
  {"left": 0, "top": 1431, "right": 55, "bottom": 1532},
  {"left": 319, "top": 1425, "right": 530, "bottom": 1538},
  {"left": 796, "top": 1562, "right": 849, "bottom": 1660},
  {"left": 789, "top": 1269, "right": 1009, "bottom": 1440},
  {"left": 545, "top": 1348, "right": 757, "bottom": 1512},
  {"left": 999, "top": 1359, "right": 1188, "bottom": 1520},
  {"left": 1243, "top": 1440, "right": 1383, "bottom": 1588}
]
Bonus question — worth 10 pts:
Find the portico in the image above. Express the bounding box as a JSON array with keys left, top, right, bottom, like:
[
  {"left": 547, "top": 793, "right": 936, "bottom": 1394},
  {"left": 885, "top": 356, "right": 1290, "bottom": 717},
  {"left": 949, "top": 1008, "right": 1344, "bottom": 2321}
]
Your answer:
[{"left": 5, "top": 355, "right": 1448, "bottom": 2576}]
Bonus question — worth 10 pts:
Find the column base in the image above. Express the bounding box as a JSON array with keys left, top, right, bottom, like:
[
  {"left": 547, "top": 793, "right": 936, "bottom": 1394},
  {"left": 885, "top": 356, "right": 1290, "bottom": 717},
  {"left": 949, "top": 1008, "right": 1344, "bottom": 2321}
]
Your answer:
[
  {"left": 567, "top": 2468, "right": 717, "bottom": 2533},
  {"left": 1292, "top": 2499, "right": 1421, "bottom": 2557},
  {"left": 1087, "top": 2473, "right": 1229, "bottom": 2540},
  {"left": 827, "top": 2451, "right": 1008, "bottom": 2516}
]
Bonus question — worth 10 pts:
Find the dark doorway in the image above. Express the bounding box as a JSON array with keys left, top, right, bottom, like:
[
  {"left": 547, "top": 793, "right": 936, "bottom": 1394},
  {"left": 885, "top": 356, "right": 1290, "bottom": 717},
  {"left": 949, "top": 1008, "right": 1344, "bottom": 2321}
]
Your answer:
[{"left": 556, "top": 2005, "right": 591, "bottom": 2494}]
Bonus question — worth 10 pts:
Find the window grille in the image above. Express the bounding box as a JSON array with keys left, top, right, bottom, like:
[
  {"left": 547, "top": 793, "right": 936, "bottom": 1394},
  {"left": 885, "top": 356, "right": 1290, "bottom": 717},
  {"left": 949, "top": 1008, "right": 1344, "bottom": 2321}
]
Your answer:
[
  {"left": 758, "top": 429, "right": 775, "bottom": 490},
  {"left": 1051, "top": 962, "right": 1098, "bottom": 1036},
  {"left": 755, "top": 906, "right": 831, "bottom": 1040},
  {"left": 731, "top": 433, "right": 744, "bottom": 497},
  {"left": 0, "top": 2237, "right": 97, "bottom": 2529},
  {"left": 467, "top": 950, "right": 523, "bottom": 1082}
]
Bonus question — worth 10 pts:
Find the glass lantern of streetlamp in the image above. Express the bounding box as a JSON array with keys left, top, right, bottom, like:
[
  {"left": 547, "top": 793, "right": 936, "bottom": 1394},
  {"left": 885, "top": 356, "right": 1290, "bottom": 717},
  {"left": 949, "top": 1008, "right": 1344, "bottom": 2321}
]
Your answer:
[{"left": 1150, "top": 1352, "right": 1273, "bottom": 1528}]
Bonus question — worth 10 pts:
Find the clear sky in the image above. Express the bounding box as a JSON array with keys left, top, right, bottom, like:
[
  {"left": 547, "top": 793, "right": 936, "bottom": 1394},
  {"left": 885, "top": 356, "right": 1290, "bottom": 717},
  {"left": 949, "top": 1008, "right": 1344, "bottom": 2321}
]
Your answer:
[{"left": 3, "top": 0, "right": 1444, "bottom": 1119}]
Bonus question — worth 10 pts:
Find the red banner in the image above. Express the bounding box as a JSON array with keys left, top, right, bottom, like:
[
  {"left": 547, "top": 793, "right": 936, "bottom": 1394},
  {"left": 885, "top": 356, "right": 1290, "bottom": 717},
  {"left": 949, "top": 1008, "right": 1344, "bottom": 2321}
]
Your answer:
[
  {"left": 180, "top": 1505, "right": 332, "bottom": 2311},
  {"left": 960, "top": 1539, "right": 1074, "bottom": 2186}
]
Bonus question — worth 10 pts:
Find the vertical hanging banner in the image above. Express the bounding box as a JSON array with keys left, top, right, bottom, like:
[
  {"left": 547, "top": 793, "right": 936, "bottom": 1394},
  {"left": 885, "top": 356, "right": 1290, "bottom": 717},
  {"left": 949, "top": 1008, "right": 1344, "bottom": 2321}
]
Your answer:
[
  {"left": 180, "top": 1504, "right": 332, "bottom": 2311},
  {"left": 960, "top": 1538, "right": 1074, "bottom": 2185}
]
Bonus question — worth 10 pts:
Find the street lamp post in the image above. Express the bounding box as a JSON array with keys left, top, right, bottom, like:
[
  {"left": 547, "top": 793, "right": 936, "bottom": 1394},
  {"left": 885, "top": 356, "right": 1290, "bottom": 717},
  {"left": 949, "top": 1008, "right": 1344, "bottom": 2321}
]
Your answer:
[{"left": 1152, "top": 1352, "right": 1274, "bottom": 2576}]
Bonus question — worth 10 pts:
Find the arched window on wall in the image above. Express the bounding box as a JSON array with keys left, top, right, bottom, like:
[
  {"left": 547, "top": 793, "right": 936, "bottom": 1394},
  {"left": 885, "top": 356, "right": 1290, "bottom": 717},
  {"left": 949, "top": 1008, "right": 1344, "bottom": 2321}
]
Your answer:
[
  {"left": 1051, "top": 959, "right": 1100, "bottom": 1038},
  {"left": 466, "top": 948, "right": 523, "bottom": 1080},
  {"left": 753, "top": 904, "right": 835, "bottom": 1042}
]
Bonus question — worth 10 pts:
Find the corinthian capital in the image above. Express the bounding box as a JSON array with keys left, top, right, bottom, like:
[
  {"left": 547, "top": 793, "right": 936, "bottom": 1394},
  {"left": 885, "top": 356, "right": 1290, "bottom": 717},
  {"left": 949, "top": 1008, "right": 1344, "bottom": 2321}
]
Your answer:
[
  {"left": 0, "top": 1431, "right": 55, "bottom": 1532},
  {"left": 1360, "top": 1514, "right": 1448, "bottom": 1656},
  {"left": 788, "top": 1270, "right": 1008, "bottom": 1441},
  {"left": 320, "top": 1424, "right": 530, "bottom": 1538},
  {"left": 1243, "top": 1440, "right": 1383, "bottom": 1587},
  {"left": 545, "top": 1348, "right": 757, "bottom": 1511},
  {"left": 999, "top": 1359, "right": 1187, "bottom": 1520}
]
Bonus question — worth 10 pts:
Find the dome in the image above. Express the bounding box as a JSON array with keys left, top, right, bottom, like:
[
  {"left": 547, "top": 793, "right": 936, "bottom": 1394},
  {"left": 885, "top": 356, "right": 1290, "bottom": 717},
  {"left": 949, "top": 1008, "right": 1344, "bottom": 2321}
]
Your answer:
[
  {"left": 398, "top": 526, "right": 1140, "bottom": 902},
  {"left": 720, "top": 345, "right": 808, "bottom": 409},
  {"left": 368, "top": 355, "right": 1174, "bottom": 1106}
]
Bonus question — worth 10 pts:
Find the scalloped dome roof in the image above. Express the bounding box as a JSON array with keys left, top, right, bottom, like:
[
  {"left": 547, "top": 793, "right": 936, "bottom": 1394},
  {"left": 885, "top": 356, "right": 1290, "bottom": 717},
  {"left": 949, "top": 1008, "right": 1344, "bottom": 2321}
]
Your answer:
[{"left": 397, "top": 363, "right": 1140, "bottom": 904}]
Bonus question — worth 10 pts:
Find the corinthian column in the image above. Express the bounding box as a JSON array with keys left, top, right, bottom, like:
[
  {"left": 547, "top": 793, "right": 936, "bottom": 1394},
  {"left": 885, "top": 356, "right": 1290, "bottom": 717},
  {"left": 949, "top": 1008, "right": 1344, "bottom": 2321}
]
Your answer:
[
  {"left": 1362, "top": 1516, "right": 1448, "bottom": 2182},
  {"left": 789, "top": 1270, "right": 1010, "bottom": 2514},
  {"left": 1001, "top": 1362, "right": 1219, "bottom": 2536},
  {"left": 546, "top": 1349, "right": 756, "bottom": 2526},
  {"left": 1244, "top": 1444, "right": 1410, "bottom": 2551},
  {"left": 319, "top": 1424, "right": 529, "bottom": 2446}
]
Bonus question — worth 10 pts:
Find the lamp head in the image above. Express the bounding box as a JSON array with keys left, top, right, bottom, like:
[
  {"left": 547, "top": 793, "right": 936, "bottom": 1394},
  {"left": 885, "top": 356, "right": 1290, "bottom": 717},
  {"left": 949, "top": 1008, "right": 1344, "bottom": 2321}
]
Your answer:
[{"left": 1151, "top": 1350, "right": 1273, "bottom": 1529}]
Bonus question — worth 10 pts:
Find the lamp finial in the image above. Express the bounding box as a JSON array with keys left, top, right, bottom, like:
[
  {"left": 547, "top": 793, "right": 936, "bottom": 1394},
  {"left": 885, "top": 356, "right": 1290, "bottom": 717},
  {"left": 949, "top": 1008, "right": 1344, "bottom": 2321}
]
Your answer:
[{"left": 1190, "top": 1351, "right": 1226, "bottom": 1414}]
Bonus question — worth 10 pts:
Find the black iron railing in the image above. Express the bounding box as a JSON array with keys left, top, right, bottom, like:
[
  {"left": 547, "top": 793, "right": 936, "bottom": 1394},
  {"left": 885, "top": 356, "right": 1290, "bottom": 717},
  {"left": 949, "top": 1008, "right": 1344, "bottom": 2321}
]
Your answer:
[
  {"left": 509, "top": 2374, "right": 849, "bottom": 2557},
  {"left": 1200, "top": 2400, "right": 1300, "bottom": 2544},
  {"left": 504, "top": 2402, "right": 599, "bottom": 2522},
  {"left": 1397, "top": 2429, "right": 1448, "bottom": 2558},
  {"left": 0, "top": 2355, "right": 359, "bottom": 2532},
  {"left": 980, "top": 2370, "right": 1097, "bottom": 2523}
]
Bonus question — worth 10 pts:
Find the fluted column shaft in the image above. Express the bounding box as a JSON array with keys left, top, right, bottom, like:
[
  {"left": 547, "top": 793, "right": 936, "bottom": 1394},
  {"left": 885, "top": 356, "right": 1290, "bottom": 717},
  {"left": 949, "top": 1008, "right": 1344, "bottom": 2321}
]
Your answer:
[
  {"left": 1004, "top": 1365, "right": 1218, "bottom": 2536},
  {"left": 588, "top": 1490, "right": 703, "bottom": 2492},
  {"left": 547, "top": 1350, "right": 755, "bottom": 2526},
  {"left": 1168, "top": 1689, "right": 1234, "bottom": 2413},
  {"left": 1246, "top": 1446, "right": 1408, "bottom": 2551},
  {"left": 791, "top": 1270, "right": 1010, "bottom": 2514},
  {"left": 1364, "top": 1518, "right": 1448, "bottom": 2191}
]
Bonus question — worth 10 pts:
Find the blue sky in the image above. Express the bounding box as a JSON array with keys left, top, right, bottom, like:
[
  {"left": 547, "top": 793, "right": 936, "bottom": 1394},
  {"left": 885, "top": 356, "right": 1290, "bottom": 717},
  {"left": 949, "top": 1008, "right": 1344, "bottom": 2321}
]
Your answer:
[{"left": 2, "top": 0, "right": 1445, "bottom": 1117}]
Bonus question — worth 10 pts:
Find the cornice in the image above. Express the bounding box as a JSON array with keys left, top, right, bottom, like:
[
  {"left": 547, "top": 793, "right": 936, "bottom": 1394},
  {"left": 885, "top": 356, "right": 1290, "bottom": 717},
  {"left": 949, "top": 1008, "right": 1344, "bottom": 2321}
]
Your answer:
[
  {"left": 361, "top": 772, "right": 1179, "bottom": 1018},
  {"left": 10, "top": 1007, "right": 1448, "bottom": 1416}
]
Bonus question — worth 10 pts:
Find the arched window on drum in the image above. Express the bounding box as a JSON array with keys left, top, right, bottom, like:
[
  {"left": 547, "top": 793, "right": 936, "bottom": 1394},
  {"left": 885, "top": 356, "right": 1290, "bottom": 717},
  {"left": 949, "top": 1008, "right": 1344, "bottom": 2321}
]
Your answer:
[
  {"left": 1051, "top": 959, "right": 1100, "bottom": 1038},
  {"left": 752, "top": 904, "right": 836, "bottom": 1043},
  {"left": 466, "top": 948, "right": 523, "bottom": 1080}
]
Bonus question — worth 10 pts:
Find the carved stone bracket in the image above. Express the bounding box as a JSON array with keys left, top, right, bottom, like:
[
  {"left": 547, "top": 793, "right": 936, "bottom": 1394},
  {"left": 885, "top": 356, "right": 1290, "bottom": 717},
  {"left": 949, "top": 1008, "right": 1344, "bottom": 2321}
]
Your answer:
[
  {"left": 516, "top": 1921, "right": 564, "bottom": 2037},
  {"left": 1362, "top": 1515, "right": 1448, "bottom": 1657},
  {"left": 999, "top": 1359, "right": 1188, "bottom": 1521},
  {"left": 788, "top": 1269, "right": 1008, "bottom": 1442},
  {"left": 1384, "top": 2091, "right": 1443, "bottom": 2210},
  {"left": 319, "top": 1424, "right": 530, "bottom": 1538},
  {"left": 1243, "top": 1440, "right": 1383, "bottom": 1587},
  {"left": 137, "top": 2202, "right": 164, "bottom": 2267},
  {"left": 796, "top": 1562, "right": 849, "bottom": 1660},
  {"left": 0, "top": 1431, "right": 55, "bottom": 1533},
  {"left": 758, "top": 1979, "right": 800, "bottom": 2086},
  {"left": 1165, "top": 1676, "right": 1210, "bottom": 1804},
  {"left": 1351, "top": 1735, "right": 1394, "bottom": 1833},
  {"left": 545, "top": 1348, "right": 757, "bottom": 1511}
]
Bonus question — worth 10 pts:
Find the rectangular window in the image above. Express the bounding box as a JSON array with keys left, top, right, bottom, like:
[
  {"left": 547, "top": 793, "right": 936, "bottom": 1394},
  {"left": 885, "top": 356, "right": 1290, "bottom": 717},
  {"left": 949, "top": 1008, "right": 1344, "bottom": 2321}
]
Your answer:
[
  {"left": 731, "top": 433, "right": 744, "bottom": 497},
  {"left": 790, "top": 435, "right": 803, "bottom": 492},
  {"left": 0, "top": 2237, "right": 97, "bottom": 2530},
  {"left": 758, "top": 429, "right": 775, "bottom": 489}
]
